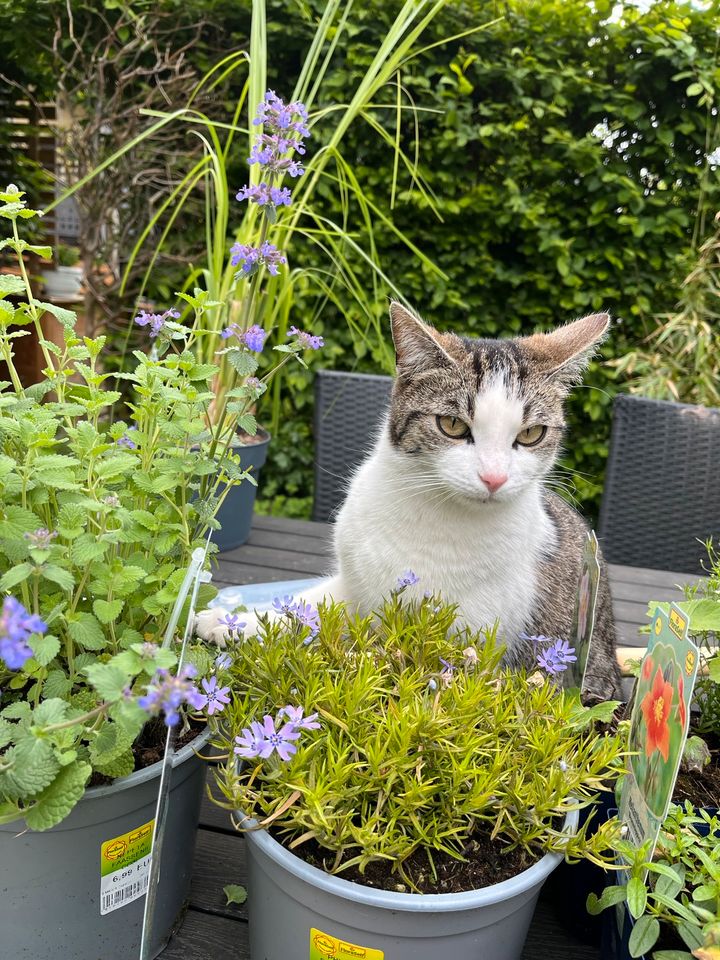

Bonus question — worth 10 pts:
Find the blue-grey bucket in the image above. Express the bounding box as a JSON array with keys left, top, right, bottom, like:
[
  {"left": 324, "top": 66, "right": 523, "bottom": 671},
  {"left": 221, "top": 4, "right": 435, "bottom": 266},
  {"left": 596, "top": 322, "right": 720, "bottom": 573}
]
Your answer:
[
  {"left": 242, "top": 806, "right": 579, "bottom": 960},
  {"left": 0, "top": 727, "right": 210, "bottom": 960},
  {"left": 212, "top": 430, "right": 270, "bottom": 552}
]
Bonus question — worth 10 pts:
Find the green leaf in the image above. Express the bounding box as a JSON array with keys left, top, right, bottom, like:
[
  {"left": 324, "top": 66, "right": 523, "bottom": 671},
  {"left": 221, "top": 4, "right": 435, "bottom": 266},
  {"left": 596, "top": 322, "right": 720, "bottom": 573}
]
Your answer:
[
  {"left": 84, "top": 663, "right": 129, "bottom": 701},
  {"left": 29, "top": 633, "right": 61, "bottom": 667},
  {"left": 628, "top": 915, "right": 659, "bottom": 957},
  {"left": 686, "top": 82, "right": 703, "bottom": 97},
  {"left": 0, "top": 275, "right": 26, "bottom": 295},
  {"left": 33, "top": 698, "right": 69, "bottom": 727},
  {"left": 1, "top": 505, "right": 42, "bottom": 538},
  {"left": 42, "top": 564, "right": 75, "bottom": 592},
  {"left": 677, "top": 921, "right": 704, "bottom": 950},
  {"left": 586, "top": 885, "right": 627, "bottom": 914},
  {"left": 223, "top": 884, "right": 247, "bottom": 905},
  {"left": 652, "top": 862, "right": 685, "bottom": 899},
  {"left": 93, "top": 599, "right": 124, "bottom": 624},
  {"left": 238, "top": 414, "right": 258, "bottom": 436},
  {"left": 32, "top": 301, "right": 77, "bottom": 329},
  {"left": 68, "top": 613, "right": 106, "bottom": 650},
  {"left": 627, "top": 876, "right": 648, "bottom": 919},
  {"left": 24, "top": 761, "right": 92, "bottom": 831},
  {"left": 71, "top": 535, "right": 107, "bottom": 566},
  {"left": 43, "top": 669, "right": 72, "bottom": 699},
  {"left": 0, "top": 562, "right": 33, "bottom": 591},
  {"left": 226, "top": 349, "right": 259, "bottom": 377},
  {"left": 4, "top": 737, "right": 59, "bottom": 794},
  {"left": 652, "top": 951, "right": 694, "bottom": 959},
  {"left": 92, "top": 748, "right": 135, "bottom": 780}
]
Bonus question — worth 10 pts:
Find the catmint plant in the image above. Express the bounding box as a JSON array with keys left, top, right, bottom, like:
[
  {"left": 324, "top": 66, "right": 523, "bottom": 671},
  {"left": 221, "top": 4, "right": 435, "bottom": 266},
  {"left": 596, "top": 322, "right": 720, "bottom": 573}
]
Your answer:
[
  {"left": 0, "top": 185, "right": 319, "bottom": 829},
  {"left": 207, "top": 592, "right": 625, "bottom": 887}
]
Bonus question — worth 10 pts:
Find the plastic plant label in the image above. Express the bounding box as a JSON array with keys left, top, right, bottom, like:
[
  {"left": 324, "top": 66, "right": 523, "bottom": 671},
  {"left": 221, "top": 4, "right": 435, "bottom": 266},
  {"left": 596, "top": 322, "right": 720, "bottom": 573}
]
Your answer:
[
  {"left": 100, "top": 819, "right": 154, "bottom": 915},
  {"left": 310, "top": 927, "right": 384, "bottom": 960},
  {"left": 565, "top": 530, "right": 601, "bottom": 692},
  {"left": 619, "top": 603, "right": 699, "bottom": 867}
]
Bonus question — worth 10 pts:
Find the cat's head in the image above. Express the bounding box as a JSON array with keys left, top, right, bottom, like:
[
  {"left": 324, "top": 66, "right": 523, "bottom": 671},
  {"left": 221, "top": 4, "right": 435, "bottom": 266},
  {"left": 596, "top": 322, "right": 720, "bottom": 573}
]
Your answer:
[{"left": 388, "top": 302, "right": 610, "bottom": 503}]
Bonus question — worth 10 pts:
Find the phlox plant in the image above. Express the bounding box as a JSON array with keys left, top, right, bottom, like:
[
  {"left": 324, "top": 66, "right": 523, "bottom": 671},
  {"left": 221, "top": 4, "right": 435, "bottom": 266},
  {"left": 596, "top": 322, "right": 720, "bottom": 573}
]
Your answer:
[
  {"left": 0, "top": 186, "right": 313, "bottom": 829},
  {"left": 588, "top": 803, "right": 720, "bottom": 960},
  {"left": 207, "top": 590, "right": 626, "bottom": 889}
]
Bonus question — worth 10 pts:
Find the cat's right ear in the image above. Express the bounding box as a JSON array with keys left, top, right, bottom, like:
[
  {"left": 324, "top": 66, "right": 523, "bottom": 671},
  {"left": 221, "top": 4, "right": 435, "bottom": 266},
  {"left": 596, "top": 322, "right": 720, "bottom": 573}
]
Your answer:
[{"left": 390, "top": 302, "right": 457, "bottom": 374}]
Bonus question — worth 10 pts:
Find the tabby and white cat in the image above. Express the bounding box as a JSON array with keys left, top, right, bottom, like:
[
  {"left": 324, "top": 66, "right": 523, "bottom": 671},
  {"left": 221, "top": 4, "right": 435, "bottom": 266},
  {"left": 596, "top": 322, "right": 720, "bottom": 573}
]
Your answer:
[{"left": 199, "top": 303, "right": 622, "bottom": 702}]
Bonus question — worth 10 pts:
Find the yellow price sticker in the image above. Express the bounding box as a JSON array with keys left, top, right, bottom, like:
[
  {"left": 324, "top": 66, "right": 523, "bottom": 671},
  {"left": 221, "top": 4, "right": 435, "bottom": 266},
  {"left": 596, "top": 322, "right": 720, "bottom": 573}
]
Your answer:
[{"left": 310, "top": 928, "right": 384, "bottom": 960}]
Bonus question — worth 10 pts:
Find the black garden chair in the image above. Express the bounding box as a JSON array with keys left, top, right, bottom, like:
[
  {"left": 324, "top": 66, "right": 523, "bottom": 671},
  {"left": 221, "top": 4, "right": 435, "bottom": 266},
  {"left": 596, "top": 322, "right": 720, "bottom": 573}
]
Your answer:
[
  {"left": 598, "top": 393, "right": 720, "bottom": 575},
  {"left": 312, "top": 369, "right": 392, "bottom": 522}
]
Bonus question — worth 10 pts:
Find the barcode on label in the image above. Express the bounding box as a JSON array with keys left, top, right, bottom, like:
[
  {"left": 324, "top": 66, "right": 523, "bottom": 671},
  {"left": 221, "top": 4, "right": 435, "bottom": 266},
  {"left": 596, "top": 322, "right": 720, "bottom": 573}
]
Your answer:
[
  {"left": 99, "top": 850, "right": 151, "bottom": 915},
  {"left": 101, "top": 879, "right": 147, "bottom": 913}
]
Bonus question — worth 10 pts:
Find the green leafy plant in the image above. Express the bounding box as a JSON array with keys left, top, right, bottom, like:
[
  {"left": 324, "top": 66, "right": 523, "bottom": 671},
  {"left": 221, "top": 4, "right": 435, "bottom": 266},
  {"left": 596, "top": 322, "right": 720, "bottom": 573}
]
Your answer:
[
  {"left": 588, "top": 803, "right": 720, "bottom": 959},
  {"left": 0, "top": 185, "right": 311, "bottom": 828},
  {"left": 207, "top": 590, "right": 625, "bottom": 889},
  {"left": 56, "top": 244, "right": 80, "bottom": 268}
]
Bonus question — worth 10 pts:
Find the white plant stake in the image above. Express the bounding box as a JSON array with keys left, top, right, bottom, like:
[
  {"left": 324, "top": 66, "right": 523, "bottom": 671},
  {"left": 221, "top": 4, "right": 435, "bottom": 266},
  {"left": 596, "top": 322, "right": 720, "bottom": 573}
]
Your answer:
[{"left": 138, "top": 539, "right": 212, "bottom": 960}]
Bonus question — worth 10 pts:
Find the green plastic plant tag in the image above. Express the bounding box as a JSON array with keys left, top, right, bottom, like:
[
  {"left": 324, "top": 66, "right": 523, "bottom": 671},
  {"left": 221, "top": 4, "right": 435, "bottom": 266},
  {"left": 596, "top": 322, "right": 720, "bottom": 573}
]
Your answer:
[
  {"left": 565, "top": 530, "right": 601, "bottom": 693},
  {"left": 619, "top": 603, "right": 699, "bottom": 871}
]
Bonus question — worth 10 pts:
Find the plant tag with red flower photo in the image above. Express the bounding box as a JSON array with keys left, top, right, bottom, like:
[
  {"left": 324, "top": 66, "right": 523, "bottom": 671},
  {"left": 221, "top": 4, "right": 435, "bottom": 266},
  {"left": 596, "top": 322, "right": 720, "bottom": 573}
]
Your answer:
[
  {"left": 619, "top": 602, "right": 699, "bottom": 866},
  {"left": 565, "top": 530, "right": 601, "bottom": 693}
]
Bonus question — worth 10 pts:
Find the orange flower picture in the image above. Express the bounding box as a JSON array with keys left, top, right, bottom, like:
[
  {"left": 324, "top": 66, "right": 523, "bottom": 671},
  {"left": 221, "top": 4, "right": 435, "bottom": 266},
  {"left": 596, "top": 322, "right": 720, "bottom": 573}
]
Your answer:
[{"left": 640, "top": 667, "right": 673, "bottom": 762}]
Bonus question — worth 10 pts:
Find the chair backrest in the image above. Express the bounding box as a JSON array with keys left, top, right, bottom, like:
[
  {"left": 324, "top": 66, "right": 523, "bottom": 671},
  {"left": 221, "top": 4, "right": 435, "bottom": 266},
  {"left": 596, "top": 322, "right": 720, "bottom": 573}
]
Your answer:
[
  {"left": 598, "top": 393, "right": 720, "bottom": 574},
  {"left": 313, "top": 369, "right": 393, "bottom": 522}
]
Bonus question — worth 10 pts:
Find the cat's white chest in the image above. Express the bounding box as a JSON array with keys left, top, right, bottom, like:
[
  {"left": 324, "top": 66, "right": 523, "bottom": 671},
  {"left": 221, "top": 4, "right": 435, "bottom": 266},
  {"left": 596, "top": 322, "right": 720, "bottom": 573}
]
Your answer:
[{"left": 334, "top": 447, "right": 555, "bottom": 650}]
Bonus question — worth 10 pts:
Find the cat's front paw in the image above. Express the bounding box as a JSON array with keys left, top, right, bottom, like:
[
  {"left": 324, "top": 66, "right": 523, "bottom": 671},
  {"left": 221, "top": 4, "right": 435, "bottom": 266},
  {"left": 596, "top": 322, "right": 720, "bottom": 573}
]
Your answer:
[
  {"left": 194, "top": 607, "right": 233, "bottom": 646},
  {"left": 194, "top": 607, "right": 260, "bottom": 645}
]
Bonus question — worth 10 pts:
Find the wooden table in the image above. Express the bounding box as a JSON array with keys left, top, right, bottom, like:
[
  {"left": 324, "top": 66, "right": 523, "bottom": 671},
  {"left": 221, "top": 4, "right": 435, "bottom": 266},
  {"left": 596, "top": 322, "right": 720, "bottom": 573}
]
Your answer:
[{"left": 159, "top": 515, "right": 696, "bottom": 960}]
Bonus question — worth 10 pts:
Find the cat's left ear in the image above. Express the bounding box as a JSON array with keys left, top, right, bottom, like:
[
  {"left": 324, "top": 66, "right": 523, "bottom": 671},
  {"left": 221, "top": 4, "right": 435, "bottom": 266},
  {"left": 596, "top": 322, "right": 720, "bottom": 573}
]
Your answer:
[{"left": 519, "top": 313, "right": 610, "bottom": 385}]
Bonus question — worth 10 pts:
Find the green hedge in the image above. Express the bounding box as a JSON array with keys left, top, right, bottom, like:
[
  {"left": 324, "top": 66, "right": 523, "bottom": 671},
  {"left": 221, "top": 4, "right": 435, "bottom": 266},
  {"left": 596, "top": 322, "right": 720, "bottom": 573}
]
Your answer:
[{"left": 252, "top": 0, "right": 720, "bottom": 520}]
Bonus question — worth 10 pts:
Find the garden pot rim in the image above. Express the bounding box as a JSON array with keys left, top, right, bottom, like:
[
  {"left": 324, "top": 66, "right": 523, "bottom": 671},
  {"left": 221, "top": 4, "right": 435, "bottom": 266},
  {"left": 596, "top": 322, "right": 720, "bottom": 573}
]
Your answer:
[
  {"left": 238, "top": 804, "right": 579, "bottom": 913},
  {"left": 83, "top": 725, "right": 211, "bottom": 802}
]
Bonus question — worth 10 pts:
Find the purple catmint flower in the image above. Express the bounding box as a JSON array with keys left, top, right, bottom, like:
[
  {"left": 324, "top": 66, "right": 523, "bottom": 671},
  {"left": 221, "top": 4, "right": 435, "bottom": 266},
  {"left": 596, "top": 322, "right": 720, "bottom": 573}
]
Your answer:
[
  {"left": 278, "top": 705, "right": 321, "bottom": 730},
  {"left": 134, "top": 307, "right": 180, "bottom": 338},
  {"left": 288, "top": 326, "right": 324, "bottom": 350},
  {"left": 217, "top": 612, "right": 247, "bottom": 637},
  {"left": 396, "top": 570, "right": 420, "bottom": 589},
  {"left": 252, "top": 90, "right": 310, "bottom": 138},
  {"left": 240, "top": 324, "right": 268, "bottom": 352},
  {"left": 0, "top": 597, "right": 46, "bottom": 670},
  {"left": 138, "top": 665, "right": 205, "bottom": 727},
  {"left": 197, "top": 675, "right": 231, "bottom": 716},
  {"left": 236, "top": 183, "right": 292, "bottom": 208},
  {"left": 116, "top": 426, "right": 138, "bottom": 450},
  {"left": 536, "top": 638, "right": 577, "bottom": 676},
  {"left": 24, "top": 528, "right": 57, "bottom": 550},
  {"left": 230, "top": 241, "right": 287, "bottom": 278},
  {"left": 103, "top": 494, "right": 120, "bottom": 507}
]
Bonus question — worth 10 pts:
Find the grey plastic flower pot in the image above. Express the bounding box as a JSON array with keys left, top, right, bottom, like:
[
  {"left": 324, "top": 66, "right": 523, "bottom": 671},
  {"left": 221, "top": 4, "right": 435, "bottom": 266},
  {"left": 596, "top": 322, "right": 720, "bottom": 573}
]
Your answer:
[
  {"left": 213, "top": 429, "right": 270, "bottom": 552},
  {"left": 243, "top": 806, "right": 579, "bottom": 960},
  {"left": 0, "top": 727, "right": 210, "bottom": 960}
]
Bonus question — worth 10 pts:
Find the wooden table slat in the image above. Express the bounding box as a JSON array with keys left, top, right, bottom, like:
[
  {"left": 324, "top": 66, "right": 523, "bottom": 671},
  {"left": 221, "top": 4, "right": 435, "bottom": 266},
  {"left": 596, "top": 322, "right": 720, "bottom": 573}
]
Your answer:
[
  {"left": 218, "top": 543, "right": 332, "bottom": 574},
  {"left": 160, "top": 909, "right": 249, "bottom": 960}
]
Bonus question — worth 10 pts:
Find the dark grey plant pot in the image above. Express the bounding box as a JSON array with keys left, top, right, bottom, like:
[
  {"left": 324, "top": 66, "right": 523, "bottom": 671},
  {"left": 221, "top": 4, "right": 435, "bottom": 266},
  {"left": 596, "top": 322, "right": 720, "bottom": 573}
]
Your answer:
[
  {"left": 242, "top": 807, "right": 579, "bottom": 960},
  {"left": 0, "top": 728, "right": 210, "bottom": 960},
  {"left": 213, "top": 430, "right": 271, "bottom": 553}
]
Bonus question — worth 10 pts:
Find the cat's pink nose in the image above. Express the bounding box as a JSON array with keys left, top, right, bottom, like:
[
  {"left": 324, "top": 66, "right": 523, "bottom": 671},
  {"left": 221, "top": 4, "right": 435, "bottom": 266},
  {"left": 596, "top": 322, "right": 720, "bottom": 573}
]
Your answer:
[{"left": 480, "top": 472, "right": 508, "bottom": 493}]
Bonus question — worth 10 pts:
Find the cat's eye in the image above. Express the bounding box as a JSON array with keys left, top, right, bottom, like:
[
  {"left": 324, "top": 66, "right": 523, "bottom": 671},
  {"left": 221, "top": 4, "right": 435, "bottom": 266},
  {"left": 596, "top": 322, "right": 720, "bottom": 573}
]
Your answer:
[
  {"left": 436, "top": 415, "right": 471, "bottom": 440},
  {"left": 515, "top": 425, "right": 547, "bottom": 447}
]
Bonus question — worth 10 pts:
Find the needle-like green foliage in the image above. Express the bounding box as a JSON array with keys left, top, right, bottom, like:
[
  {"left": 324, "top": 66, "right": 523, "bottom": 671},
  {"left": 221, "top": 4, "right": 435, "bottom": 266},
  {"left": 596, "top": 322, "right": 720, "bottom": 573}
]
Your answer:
[{"left": 210, "top": 593, "right": 625, "bottom": 885}]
